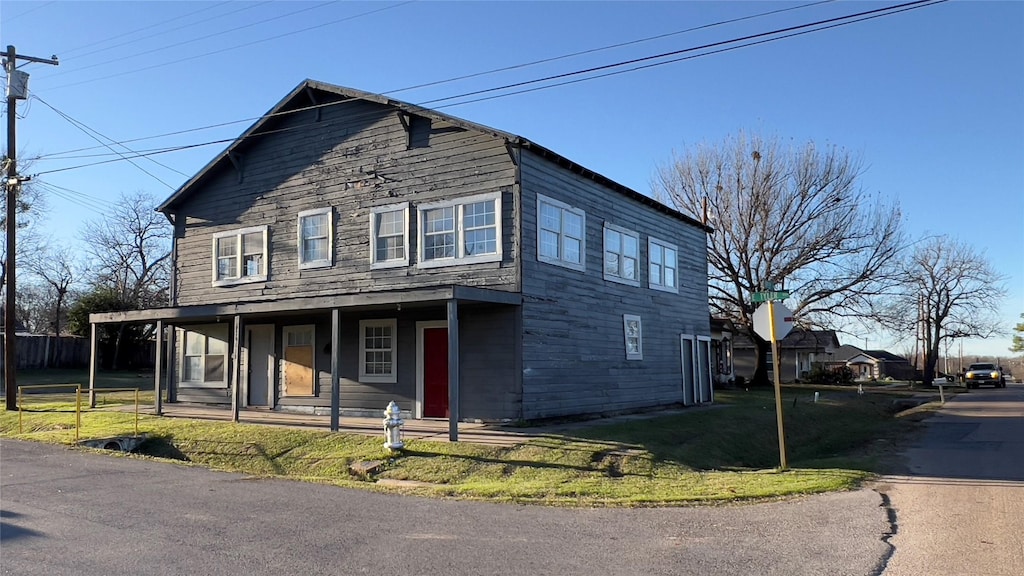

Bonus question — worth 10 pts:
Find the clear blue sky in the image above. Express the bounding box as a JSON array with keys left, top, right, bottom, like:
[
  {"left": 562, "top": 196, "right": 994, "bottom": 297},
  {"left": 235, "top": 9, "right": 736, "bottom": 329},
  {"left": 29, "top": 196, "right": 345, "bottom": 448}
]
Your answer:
[{"left": 3, "top": 0, "right": 1022, "bottom": 358}]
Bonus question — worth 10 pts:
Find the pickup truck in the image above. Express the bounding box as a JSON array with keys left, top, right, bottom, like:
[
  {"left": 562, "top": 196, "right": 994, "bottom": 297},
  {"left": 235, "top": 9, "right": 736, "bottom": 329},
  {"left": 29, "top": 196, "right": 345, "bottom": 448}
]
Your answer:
[{"left": 964, "top": 363, "right": 1006, "bottom": 389}]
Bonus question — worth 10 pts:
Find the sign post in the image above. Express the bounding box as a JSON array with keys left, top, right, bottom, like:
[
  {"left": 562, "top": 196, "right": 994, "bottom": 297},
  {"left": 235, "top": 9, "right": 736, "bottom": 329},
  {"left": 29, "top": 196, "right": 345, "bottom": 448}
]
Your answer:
[{"left": 753, "top": 300, "right": 794, "bottom": 471}]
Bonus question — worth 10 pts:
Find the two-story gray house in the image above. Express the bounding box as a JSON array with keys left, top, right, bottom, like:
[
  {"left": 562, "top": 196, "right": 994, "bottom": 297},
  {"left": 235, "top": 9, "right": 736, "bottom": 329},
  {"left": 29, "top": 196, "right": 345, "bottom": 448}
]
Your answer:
[{"left": 89, "top": 80, "right": 713, "bottom": 433}]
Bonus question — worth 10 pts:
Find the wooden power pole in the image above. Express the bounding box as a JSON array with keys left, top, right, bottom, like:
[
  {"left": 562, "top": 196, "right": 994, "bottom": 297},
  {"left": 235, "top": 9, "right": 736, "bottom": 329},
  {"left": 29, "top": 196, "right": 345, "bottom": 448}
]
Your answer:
[{"left": 4, "top": 45, "right": 58, "bottom": 410}]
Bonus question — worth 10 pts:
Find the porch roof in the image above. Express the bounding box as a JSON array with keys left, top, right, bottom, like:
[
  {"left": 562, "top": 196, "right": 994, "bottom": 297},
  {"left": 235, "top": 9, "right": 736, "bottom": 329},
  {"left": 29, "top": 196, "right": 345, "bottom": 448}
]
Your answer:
[{"left": 89, "top": 285, "right": 522, "bottom": 325}]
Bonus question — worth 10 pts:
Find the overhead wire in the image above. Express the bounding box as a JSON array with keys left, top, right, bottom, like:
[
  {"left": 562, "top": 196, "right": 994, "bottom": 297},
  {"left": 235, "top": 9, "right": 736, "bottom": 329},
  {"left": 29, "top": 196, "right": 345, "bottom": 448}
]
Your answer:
[
  {"left": 2, "top": 1, "right": 55, "bottom": 23},
  {"left": 34, "top": 180, "right": 113, "bottom": 214},
  {"left": 41, "top": 1, "right": 417, "bottom": 91},
  {"left": 32, "top": 0, "right": 844, "bottom": 161},
  {"left": 32, "top": 0, "right": 946, "bottom": 178}
]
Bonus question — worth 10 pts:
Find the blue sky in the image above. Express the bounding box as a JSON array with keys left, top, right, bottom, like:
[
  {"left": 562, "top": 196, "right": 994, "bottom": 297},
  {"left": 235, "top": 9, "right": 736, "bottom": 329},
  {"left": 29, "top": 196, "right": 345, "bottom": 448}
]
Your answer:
[{"left": 3, "top": 0, "right": 1022, "bottom": 358}]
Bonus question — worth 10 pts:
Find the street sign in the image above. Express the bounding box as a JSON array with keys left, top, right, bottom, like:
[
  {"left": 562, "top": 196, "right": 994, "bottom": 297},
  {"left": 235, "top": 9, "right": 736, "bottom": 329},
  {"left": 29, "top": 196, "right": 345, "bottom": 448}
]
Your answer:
[
  {"left": 752, "top": 290, "right": 790, "bottom": 303},
  {"left": 753, "top": 302, "right": 794, "bottom": 341}
]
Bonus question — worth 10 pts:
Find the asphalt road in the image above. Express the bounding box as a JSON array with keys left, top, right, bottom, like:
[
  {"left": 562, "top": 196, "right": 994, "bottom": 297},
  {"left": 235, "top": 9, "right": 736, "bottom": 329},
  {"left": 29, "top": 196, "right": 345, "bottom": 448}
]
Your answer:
[
  {"left": 878, "top": 383, "right": 1024, "bottom": 576},
  {"left": 1, "top": 438, "right": 891, "bottom": 576}
]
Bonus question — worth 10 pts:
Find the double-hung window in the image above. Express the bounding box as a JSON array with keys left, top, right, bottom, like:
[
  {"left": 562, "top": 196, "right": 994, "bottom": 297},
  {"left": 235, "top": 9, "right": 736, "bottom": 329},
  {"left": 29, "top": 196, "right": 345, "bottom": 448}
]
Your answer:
[
  {"left": 180, "top": 326, "right": 228, "bottom": 386},
  {"left": 212, "top": 226, "right": 268, "bottom": 286},
  {"left": 603, "top": 223, "right": 640, "bottom": 286},
  {"left": 417, "top": 192, "right": 501, "bottom": 268},
  {"left": 648, "top": 237, "right": 678, "bottom": 293},
  {"left": 370, "top": 202, "right": 409, "bottom": 268},
  {"left": 623, "top": 314, "right": 643, "bottom": 361},
  {"left": 359, "top": 319, "right": 397, "bottom": 383},
  {"left": 298, "top": 208, "right": 333, "bottom": 269},
  {"left": 537, "top": 194, "right": 585, "bottom": 271}
]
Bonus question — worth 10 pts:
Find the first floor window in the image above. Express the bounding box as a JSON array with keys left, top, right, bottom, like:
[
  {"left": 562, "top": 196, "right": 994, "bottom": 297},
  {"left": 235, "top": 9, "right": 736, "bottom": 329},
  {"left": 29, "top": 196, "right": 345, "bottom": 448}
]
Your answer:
[
  {"left": 604, "top": 224, "right": 639, "bottom": 286},
  {"left": 417, "top": 192, "right": 501, "bottom": 268},
  {"left": 537, "top": 195, "right": 585, "bottom": 270},
  {"left": 360, "top": 319, "right": 397, "bottom": 383},
  {"left": 370, "top": 203, "right": 409, "bottom": 268},
  {"left": 181, "top": 326, "right": 228, "bottom": 386},
  {"left": 213, "top": 226, "right": 268, "bottom": 285},
  {"left": 623, "top": 314, "right": 643, "bottom": 360},
  {"left": 298, "top": 208, "right": 333, "bottom": 269}
]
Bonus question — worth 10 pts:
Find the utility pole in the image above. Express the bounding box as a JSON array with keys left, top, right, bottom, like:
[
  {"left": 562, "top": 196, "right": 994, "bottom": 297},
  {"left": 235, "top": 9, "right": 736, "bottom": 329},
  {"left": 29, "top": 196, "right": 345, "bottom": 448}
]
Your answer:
[{"left": 4, "top": 45, "right": 58, "bottom": 410}]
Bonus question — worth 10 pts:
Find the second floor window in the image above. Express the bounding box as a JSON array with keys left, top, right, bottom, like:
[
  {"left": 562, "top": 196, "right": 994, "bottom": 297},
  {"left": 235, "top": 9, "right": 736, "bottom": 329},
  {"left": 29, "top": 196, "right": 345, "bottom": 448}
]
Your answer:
[
  {"left": 537, "top": 194, "right": 585, "bottom": 271},
  {"left": 648, "top": 237, "right": 678, "bottom": 293},
  {"left": 604, "top": 223, "right": 639, "bottom": 286},
  {"left": 370, "top": 202, "right": 409, "bottom": 269},
  {"left": 417, "top": 192, "right": 501, "bottom": 268},
  {"left": 212, "top": 226, "right": 268, "bottom": 286},
  {"left": 298, "top": 208, "right": 333, "bottom": 269}
]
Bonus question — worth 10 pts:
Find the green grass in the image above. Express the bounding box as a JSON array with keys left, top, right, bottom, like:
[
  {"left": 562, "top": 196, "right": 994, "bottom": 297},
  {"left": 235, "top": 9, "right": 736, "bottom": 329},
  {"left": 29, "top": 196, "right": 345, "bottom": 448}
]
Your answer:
[{"left": 0, "top": 382, "right": 931, "bottom": 507}]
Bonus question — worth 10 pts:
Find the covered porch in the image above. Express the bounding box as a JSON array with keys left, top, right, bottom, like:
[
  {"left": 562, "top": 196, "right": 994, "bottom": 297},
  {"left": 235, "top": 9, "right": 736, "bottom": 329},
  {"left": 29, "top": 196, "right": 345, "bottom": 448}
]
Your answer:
[{"left": 87, "top": 285, "right": 523, "bottom": 441}]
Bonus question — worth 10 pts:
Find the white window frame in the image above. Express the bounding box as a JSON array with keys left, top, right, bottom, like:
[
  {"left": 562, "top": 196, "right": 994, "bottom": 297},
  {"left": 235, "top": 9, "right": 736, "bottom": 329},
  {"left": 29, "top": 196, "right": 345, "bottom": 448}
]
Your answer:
[
  {"left": 297, "top": 207, "right": 333, "bottom": 269},
  {"left": 648, "top": 236, "right": 679, "bottom": 293},
  {"left": 359, "top": 319, "right": 398, "bottom": 383},
  {"left": 211, "top": 225, "right": 268, "bottom": 286},
  {"left": 179, "top": 326, "right": 229, "bottom": 387},
  {"left": 416, "top": 192, "right": 502, "bottom": 269},
  {"left": 603, "top": 223, "right": 640, "bottom": 287},
  {"left": 369, "top": 202, "right": 410, "bottom": 269},
  {"left": 623, "top": 314, "right": 643, "bottom": 361},
  {"left": 536, "top": 194, "right": 586, "bottom": 271}
]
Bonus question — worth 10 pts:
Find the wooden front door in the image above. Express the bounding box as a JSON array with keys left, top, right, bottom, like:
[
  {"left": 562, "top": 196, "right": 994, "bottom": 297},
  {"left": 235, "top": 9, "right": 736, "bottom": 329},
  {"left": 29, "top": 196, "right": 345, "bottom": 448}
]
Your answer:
[
  {"left": 246, "top": 325, "right": 274, "bottom": 407},
  {"left": 423, "top": 327, "right": 449, "bottom": 418}
]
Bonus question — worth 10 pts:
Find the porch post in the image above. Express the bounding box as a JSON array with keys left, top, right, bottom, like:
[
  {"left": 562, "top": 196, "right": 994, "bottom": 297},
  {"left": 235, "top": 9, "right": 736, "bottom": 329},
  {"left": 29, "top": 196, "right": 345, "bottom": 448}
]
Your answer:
[
  {"left": 230, "top": 315, "right": 241, "bottom": 422},
  {"left": 330, "top": 308, "right": 340, "bottom": 431},
  {"left": 447, "top": 299, "right": 460, "bottom": 442},
  {"left": 88, "top": 323, "right": 97, "bottom": 408},
  {"left": 165, "top": 324, "right": 175, "bottom": 404},
  {"left": 153, "top": 320, "right": 163, "bottom": 415}
]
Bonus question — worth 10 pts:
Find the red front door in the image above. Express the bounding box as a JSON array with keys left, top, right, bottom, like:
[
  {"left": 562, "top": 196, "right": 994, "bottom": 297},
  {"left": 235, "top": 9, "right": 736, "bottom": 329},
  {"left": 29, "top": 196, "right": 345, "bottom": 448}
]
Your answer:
[{"left": 423, "top": 327, "right": 449, "bottom": 418}]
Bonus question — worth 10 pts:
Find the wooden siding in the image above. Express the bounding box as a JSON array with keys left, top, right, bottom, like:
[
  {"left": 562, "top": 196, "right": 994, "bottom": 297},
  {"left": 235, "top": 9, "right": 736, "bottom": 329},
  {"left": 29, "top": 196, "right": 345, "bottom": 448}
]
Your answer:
[
  {"left": 171, "top": 97, "right": 520, "bottom": 307},
  {"left": 518, "top": 149, "right": 710, "bottom": 419}
]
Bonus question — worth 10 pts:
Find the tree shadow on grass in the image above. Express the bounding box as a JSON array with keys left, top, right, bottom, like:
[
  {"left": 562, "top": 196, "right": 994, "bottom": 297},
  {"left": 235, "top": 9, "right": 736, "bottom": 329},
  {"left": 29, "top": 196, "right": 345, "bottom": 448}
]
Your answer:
[{"left": 137, "top": 435, "right": 190, "bottom": 462}]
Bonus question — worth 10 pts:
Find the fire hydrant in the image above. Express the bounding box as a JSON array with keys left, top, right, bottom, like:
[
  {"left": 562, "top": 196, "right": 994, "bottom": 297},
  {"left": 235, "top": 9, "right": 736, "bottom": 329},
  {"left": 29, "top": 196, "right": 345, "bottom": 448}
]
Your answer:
[{"left": 383, "top": 401, "right": 405, "bottom": 452}]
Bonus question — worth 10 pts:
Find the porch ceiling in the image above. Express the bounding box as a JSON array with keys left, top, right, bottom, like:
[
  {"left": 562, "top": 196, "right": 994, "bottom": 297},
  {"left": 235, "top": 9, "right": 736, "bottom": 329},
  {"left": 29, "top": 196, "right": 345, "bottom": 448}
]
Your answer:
[{"left": 89, "top": 285, "right": 522, "bottom": 325}]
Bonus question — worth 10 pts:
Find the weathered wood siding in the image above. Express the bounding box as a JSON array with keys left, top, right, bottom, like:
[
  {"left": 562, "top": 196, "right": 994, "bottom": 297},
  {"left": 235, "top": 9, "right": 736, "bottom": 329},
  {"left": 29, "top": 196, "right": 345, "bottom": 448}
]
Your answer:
[
  {"left": 171, "top": 96, "right": 519, "bottom": 306},
  {"left": 518, "top": 149, "right": 710, "bottom": 419}
]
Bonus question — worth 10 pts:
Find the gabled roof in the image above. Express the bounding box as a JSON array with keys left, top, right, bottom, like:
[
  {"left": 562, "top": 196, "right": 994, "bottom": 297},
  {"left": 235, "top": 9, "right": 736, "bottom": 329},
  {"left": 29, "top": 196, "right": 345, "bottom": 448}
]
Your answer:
[
  {"left": 779, "top": 329, "right": 840, "bottom": 350},
  {"left": 157, "top": 79, "right": 710, "bottom": 231},
  {"left": 833, "top": 344, "right": 909, "bottom": 363}
]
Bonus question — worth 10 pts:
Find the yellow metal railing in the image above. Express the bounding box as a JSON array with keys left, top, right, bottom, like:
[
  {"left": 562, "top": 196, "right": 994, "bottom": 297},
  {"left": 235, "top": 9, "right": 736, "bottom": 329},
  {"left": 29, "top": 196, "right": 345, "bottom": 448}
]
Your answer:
[{"left": 17, "top": 385, "right": 141, "bottom": 440}]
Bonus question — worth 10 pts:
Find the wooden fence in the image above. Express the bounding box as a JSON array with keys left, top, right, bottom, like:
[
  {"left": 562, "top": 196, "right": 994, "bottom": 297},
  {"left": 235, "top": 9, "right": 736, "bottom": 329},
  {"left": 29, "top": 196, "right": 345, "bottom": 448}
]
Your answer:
[{"left": 0, "top": 334, "right": 91, "bottom": 369}]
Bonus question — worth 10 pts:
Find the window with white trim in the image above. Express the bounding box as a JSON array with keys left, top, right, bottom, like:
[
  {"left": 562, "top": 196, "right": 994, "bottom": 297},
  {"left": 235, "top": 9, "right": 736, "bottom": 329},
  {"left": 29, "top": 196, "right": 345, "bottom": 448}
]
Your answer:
[
  {"left": 359, "top": 319, "right": 397, "bottom": 383},
  {"left": 537, "top": 194, "right": 585, "bottom": 271},
  {"left": 370, "top": 202, "right": 409, "bottom": 268},
  {"left": 648, "top": 237, "right": 678, "bottom": 293},
  {"left": 604, "top": 223, "right": 640, "bottom": 286},
  {"left": 180, "top": 325, "right": 228, "bottom": 387},
  {"left": 212, "top": 226, "right": 268, "bottom": 286},
  {"left": 417, "top": 192, "right": 501, "bottom": 268},
  {"left": 298, "top": 207, "right": 333, "bottom": 269},
  {"left": 623, "top": 314, "right": 643, "bottom": 360}
]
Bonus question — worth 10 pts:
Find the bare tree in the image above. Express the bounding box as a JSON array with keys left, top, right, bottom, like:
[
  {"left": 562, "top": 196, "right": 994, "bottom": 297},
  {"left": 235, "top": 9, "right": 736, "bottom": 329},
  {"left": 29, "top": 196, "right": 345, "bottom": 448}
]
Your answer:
[
  {"left": 653, "top": 132, "right": 905, "bottom": 385},
  {"left": 80, "top": 191, "right": 171, "bottom": 368},
  {"left": 25, "top": 243, "right": 78, "bottom": 336},
  {"left": 0, "top": 167, "right": 47, "bottom": 297},
  {"left": 887, "top": 236, "right": 1006, "bottom": 384}
]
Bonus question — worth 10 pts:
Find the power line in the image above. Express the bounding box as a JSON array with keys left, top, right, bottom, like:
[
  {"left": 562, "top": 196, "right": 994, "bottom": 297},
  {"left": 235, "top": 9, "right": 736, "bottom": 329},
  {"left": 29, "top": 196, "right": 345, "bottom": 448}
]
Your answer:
[
  {"left": 2, "top": 1, "right": 55, "bottom": 23},
  {"left": 42, "top": 1, "right": 416, "bottom": 91},
  {"left": 34, "top": 180, "right": 113, "bottom": 214},
  {"left": 33, "top": 95, "right": 178, "bottom": 189},
  {"left": 32, "top": 0, "right": 841, "bottom": 161},
  {"left": 384, "top": 0, "right": 837, "bottom": 95},
  {"left": 31, "top": 0, "right": 947, "bottom": 178},
  {"left": 41, "top": 1, "right": 332, "bottom": 81}
]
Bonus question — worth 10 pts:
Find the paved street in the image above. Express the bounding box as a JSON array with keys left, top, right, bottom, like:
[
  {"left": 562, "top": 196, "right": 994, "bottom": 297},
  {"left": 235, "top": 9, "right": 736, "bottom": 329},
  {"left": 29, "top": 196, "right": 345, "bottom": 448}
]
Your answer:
[
  {"left": 1, "top": 438, "right": 890, "bottom": 576},
  {"left": 878, "top": 384, "right": 1024, "bottom": 576}
]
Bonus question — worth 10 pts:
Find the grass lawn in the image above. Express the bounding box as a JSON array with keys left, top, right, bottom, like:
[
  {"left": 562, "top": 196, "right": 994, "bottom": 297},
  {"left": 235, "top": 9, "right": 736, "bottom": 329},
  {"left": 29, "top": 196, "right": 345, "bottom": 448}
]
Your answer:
[{"left": 0, "top": 375, "right": 935, "bottom": 507}]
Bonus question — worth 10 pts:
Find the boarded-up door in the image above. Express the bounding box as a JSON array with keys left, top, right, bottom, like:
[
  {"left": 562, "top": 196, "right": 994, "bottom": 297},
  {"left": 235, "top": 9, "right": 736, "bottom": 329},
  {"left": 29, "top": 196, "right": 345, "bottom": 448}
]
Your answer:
[
  {"left": 423, "top": 327, "right": 449, "bottom": 418},
  {"left": 284, "top": 326, "right": 314, "bottom": 397},
  {"left": 680, "top": 335, "right": 696, "bottom": 406}
]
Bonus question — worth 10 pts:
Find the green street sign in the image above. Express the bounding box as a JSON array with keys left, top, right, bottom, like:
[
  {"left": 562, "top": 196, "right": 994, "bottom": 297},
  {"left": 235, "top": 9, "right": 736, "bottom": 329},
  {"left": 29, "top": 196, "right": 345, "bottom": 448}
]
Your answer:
[{"left": 752, "top": 290, "right": 790, "bottom": 303}]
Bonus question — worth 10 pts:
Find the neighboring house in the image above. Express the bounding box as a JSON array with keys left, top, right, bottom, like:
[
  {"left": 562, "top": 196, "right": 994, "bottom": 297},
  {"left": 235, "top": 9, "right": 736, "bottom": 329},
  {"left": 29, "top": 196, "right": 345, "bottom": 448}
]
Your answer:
[
  {"left": 89, "top": 80, "right": 712, "bottom": 431},
  {"left": 733, "top": 329, "right": 841, "bottom": 383},
  {"left": 831, "top": 345, "right": 915, "bottom": 381}
]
